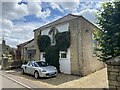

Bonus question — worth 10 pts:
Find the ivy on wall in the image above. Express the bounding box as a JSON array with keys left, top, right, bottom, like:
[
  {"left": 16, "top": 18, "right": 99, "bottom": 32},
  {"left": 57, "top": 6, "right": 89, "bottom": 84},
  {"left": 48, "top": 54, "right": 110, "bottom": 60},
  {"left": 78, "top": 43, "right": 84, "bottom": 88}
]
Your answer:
[
  {"left": 37, "top": 30, "right": 70, "bottom": 72},
  {"left": 37, "top": 35, "right": 51, "bottom": 52},
  {"left": 45, "top": 45, "right": 60, "bottom": 72},
  {"left": 55, "top": 31, "right": 70, "bottom": 51}
]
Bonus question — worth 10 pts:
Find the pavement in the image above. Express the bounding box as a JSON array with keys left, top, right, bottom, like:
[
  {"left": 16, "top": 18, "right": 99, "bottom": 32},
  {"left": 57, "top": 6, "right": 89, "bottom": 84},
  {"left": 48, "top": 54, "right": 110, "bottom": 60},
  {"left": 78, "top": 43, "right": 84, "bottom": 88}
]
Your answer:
[{"left": 1, "top": 67, "right": 109, "bottom": 89}]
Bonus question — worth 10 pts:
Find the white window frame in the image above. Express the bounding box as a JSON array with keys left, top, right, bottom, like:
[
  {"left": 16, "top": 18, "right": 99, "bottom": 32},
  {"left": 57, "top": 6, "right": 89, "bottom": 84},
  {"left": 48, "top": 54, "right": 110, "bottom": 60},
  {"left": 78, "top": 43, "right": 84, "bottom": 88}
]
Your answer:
[
  {"left": 41, "top": 52, "right": 45, "bottom": 60},
  {"left": 60, "top": 51, "right": 67, "bottom": 59}
]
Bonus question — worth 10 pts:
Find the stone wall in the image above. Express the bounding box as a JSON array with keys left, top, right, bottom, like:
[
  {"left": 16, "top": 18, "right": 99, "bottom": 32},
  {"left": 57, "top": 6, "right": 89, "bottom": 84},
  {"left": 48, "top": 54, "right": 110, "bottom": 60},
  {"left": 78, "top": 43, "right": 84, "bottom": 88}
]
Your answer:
[
  {"left": 1, "top": 58, "right": 22, "bottom": 70},
  {"left": 34, "top": 30, "right": 41, "bottom": 60},
  {"left": 69, "top": 19, "right": 80, "bottom": 76},
  {"left": 106, "top": 56, "right": 120, "bottom": 89},
  {"left": 78, "top": 17, "right": 105, "bottom": 76}
]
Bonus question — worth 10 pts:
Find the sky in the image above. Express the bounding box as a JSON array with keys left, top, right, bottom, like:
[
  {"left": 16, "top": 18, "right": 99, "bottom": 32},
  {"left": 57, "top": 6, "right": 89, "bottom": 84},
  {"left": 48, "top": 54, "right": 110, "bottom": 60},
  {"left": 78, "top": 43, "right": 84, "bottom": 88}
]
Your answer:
[{"left": 0, "top": 0, "right": 112, "bottom": 48}]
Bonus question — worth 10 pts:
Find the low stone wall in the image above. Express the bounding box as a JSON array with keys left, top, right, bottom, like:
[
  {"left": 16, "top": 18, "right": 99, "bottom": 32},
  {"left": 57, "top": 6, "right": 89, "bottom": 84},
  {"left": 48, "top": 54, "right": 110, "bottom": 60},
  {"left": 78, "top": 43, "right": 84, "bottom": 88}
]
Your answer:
[
  {"left": 1, "top": 58, "right": 22, "bottom": 70},
  {"left": 106, "top": 56, "right": 120, "bottom": 89}
]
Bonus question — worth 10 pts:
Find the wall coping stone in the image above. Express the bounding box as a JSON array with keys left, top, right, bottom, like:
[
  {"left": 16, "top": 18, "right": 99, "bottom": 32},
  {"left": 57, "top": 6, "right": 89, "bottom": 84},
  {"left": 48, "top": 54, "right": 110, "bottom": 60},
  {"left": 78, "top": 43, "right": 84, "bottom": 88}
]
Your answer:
[{"left": 106, "top": 56, "right": 120, "bottom": 66}]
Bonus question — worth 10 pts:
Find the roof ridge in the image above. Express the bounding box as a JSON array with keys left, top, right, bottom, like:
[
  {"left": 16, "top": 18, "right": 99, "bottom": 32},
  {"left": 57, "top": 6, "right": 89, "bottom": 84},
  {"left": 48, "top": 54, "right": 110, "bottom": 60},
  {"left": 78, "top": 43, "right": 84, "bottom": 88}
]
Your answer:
[
  {"left": 17, "top": 39, "right": 34, "bottom": 46},
  {"left": 33, "top": 14, "right": 80, "bottom": 31}
]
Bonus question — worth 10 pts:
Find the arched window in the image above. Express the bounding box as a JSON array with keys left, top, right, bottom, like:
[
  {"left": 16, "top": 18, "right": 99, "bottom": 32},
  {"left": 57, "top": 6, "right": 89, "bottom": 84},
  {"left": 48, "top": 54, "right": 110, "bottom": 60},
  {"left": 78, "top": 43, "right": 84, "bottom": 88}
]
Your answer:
[{"left": 49, "top": 27, "right": 58, "bottom": 45}]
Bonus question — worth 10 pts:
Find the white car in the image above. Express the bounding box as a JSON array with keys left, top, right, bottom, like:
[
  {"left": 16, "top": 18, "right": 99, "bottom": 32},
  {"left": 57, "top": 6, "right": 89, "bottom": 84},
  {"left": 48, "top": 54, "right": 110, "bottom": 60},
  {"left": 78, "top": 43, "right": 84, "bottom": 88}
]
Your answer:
[{"left": 21, "top": 61, "right": 57, "bottom": 79}]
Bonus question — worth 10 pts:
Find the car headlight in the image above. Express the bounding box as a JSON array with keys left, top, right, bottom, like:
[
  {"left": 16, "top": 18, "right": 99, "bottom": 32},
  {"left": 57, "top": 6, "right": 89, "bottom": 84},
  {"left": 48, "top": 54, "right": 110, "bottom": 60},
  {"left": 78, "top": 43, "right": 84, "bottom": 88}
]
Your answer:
[
  {"left": 54, "top": 67, "right": 57, "bottom": 70},
  {"left": 41, "top": 69, "right": 46, "bottom": 72}
]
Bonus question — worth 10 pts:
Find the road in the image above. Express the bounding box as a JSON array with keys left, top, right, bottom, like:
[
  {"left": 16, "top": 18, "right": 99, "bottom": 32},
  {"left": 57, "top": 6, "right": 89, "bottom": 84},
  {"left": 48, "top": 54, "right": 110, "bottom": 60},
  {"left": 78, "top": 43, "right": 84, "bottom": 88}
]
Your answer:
[
  {"left": 0, "top": 65, "right": 26, "bottom": 89},
  {"left": 0, "top": 66, "right": 41, "bottom": 89},
  {"left": 1, "top": 75, "right": 25, "bottom": 88}
]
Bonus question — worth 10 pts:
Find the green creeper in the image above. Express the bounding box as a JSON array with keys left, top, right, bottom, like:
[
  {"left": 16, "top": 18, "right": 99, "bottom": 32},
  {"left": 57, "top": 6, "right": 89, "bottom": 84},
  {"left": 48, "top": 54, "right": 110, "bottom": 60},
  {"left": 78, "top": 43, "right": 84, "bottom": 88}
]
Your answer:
[{"left": 37, "top": 35, "right": 51, "bottom": 52}]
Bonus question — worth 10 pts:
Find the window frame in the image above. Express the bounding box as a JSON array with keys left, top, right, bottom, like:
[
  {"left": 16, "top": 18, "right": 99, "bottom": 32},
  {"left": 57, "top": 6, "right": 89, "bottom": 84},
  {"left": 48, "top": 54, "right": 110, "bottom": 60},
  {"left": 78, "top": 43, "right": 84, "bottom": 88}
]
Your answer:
[
  {"left": 60, "top": 51, "right": 67, "bottom": 59},
  {"left": 41, "top": 52, "right": 45, "bottom": 60},
  {"left": 49, "top": 27, "right": 58, "bottom": 45}
]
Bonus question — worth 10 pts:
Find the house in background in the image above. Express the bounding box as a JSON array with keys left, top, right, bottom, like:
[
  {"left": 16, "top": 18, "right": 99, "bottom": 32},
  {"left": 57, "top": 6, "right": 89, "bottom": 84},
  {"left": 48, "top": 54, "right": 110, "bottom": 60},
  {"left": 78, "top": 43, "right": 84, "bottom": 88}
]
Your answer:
[
  {"left": 33, "top": 14, "right": 105, "bottom": 76},
  {"left": 1, "top": 39, "right": 16, "bottom": 60},
  {"left": 2, "top": 39, "right": 11, "bottom": 55},
  {"left": 0, "top": 38, "right": 16, "bottom": 61},
  {"left": 16, "top": 39, "right": 36, "bottom": 61},
  {"left": 23, "top": 39, "right": 36, "bottom": 61}
]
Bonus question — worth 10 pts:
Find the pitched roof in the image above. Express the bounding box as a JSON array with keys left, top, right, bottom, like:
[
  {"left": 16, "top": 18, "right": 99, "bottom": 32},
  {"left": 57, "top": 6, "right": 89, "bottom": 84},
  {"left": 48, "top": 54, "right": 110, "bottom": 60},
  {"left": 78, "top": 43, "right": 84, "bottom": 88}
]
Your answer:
[
  {"left": 17, "top": 39, "right": 34, "bottom": 47},
  {"left": 33, "top": 14, "right": 79, "bottom": 31},
  {"left": 24, "top": 39, "right": 34, "bottom": 48},
  {"left": 33, "top": 14, "right": 100, "bottom": 32}
]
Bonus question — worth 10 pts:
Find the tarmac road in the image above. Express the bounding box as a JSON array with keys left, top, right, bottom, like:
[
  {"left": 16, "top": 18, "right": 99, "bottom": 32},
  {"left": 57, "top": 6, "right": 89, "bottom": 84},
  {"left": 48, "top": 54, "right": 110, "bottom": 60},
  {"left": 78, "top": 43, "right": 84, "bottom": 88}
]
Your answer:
[{"left": 1, "top": 75, "right": 25, "bottom": 88}]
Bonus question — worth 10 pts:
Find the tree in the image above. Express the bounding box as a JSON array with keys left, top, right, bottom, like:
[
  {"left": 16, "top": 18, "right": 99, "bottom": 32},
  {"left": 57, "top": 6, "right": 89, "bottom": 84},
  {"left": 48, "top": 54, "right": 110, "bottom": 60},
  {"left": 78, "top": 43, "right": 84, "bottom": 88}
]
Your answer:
[
  {"left": 9, "top": 48, "right": 15, "bottom": 60},
  {"left": 96, "top": 1, "right": 120, "bottom": 62}
]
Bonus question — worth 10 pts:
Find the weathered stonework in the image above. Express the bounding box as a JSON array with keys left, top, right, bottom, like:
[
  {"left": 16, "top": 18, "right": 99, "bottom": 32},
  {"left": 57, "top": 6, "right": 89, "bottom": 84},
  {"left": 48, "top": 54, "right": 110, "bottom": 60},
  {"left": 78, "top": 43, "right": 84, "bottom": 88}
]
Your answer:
[
  {"left": 106, "top": 56, "right": 120, "bottom": 89},
  {"left": 33, "top": 14, "right": 105, "bottom": 76},
  {"left": 34, "top": 30, "right": 41, "bottom": 60},
  {"left": 1, "top": 57, "right": 22, "bottom": 70}
]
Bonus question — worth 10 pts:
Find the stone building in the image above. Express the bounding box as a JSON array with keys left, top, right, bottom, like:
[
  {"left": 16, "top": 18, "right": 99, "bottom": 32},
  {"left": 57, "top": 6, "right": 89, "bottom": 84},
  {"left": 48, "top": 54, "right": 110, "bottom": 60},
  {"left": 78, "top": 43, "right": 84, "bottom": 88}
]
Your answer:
[
  {"left": 1, "top": 39, "right": 16, "bottom": 60},
  {"left": 2, "top": 39, "right": 11, "bottom": 55},
  {"left": 33, "top": 14, "right": 104, "bottom": 76},
  {"left": 17, "top": 39, "right": 36, "bottom": 61}
]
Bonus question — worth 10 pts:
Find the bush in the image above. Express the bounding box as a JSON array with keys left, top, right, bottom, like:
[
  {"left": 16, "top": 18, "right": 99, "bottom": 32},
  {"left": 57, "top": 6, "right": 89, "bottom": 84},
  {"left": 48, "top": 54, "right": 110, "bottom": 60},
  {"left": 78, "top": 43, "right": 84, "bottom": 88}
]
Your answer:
[
  {"left": 37, "top": 35, "right": 51, "bottom": 52},
  {"left": 45, "top": 45, "right": 60, "bottom": 72},
  {"left": 55, "top": 31, "right": 70, "bottom": 51}
]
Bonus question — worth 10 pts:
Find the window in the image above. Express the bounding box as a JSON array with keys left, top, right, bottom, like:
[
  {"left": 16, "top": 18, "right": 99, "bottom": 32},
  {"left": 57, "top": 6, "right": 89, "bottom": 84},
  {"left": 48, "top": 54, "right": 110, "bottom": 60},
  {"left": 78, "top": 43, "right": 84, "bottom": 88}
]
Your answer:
[
  {"left": 43, "top": 53, "right": 45, "bottom": 58},
  {"left": 49, "top": 27, "right": 58, "bottom": 45},
  {"left": 25, "top": 47, "right": 27, "bottom": 51},
  {"left": 41, "top": 52, "right": 45, "bottom": 60},
  {"left": 92, "top": 32, "right": 97, "bottom": 54},
  {"left": 60, "top": 52, "right": 67, "bottom": 59},
  {"left": 27, "top": 62, "right": 32, "bottom": 66},
  {"left": 36, "top": 61, "right": 48, "bottom": 67},
  {"left": 34, "top": 63, "right": 39, "bottom": 67},
  {"left": 27, "top": 62, "right": 31, "bottom": 66}
]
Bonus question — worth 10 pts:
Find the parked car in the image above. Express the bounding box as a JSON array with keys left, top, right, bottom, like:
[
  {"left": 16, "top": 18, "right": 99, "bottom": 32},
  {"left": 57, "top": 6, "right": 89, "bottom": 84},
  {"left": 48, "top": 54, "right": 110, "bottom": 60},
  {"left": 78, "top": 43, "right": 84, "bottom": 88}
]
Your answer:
[{"left": 21, "top": 61, "right": 57, "bottom": 79}]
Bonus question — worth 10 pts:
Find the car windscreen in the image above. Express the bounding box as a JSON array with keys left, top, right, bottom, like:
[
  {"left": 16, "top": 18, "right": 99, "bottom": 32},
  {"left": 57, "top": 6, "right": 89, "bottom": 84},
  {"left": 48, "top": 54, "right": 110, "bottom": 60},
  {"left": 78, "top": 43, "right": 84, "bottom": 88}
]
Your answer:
[{"left": 35, "top": 62, "right": 48, "bottom": 67}]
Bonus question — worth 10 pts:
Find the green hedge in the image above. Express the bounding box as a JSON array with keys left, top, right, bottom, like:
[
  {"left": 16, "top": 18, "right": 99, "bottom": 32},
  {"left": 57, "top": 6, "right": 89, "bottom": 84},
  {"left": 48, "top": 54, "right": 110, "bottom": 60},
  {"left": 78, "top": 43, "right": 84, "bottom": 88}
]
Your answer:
[
  {"left": 37, "top": 35, "right": 51, "bottom": 52},
  {"left": 45, "top": 45, "right": 60, "bottom": 72},
  {"left": 55, "top": 31, "right": 70, "bottom": 51}
]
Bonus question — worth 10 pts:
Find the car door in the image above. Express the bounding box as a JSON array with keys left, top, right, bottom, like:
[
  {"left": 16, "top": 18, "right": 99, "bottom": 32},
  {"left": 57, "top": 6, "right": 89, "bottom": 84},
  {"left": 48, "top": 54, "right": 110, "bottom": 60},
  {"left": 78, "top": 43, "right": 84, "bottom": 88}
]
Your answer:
[
  {"left": 30, "top": 63, "right": 36, "bottom": 75},
  {"left": 26, "top": 62, "right": 33, "bottom": 74}
]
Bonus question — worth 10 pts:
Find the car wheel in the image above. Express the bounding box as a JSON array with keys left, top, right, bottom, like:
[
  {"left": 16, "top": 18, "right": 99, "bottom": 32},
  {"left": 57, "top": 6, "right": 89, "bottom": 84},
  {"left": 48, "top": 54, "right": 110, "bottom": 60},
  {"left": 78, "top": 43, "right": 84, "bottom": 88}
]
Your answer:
[
  {"left": 34, "top": 71, "right": 39, "bottom": 79},
  {"left": 22, "top": 69, "right": 25, "bottom": 74}
]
